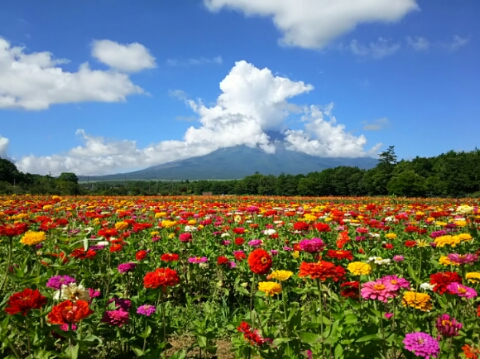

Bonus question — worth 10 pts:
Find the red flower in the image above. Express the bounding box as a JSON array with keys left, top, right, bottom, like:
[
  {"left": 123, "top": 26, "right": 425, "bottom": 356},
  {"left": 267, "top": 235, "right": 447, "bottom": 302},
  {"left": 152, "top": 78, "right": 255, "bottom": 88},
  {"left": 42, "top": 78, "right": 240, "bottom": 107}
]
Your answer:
[
  {"left": 336, "top": 231, "right": 350, "bottom": 249},
  {"left": 382, "top": 243, "right": 394, "bottom": 250},
  {"left": 5, "top": 288, "right": 47, "bottom": 315},
  {"left": 0, "top": 223, "right": 29, "bottom": 237},
  {"left": 298, "top": 261, "right": 345, "bottom": 282},
  {"left": 237, "top": 321, "right": 271, "bottom": 347},
  {"left": 340, "top": 281, "right": 360, "bottom": 299},
  {"left": 217, "top": 256, "right": 229, "bottom": 265},
  {"left": 430, "top": 272, "right": 462, "bottom": 295},
  {"left": 404, "top": 240, "right": 417, "bottom": 248},
  {"left": 70, "top": 248, "right": 96, "bottom": 260},
  {"left": 179, "top": 233, "right": 192, "bottom": 242},
  {"left": 233, "top": 228, "right": 245, "bottom": 234},
  {"left": 248, "top": 249, "right": 272, "bottom": 275},
  {"left": 136, "top": 250, "right": 147, "bottom": 261},
  {"left": 161, "top": 253, "right": 179, "bottom": 262},
  {"left": 144, "top": 268, "right": 180, "bottom": 289},
  {"left": 478, "top": 305, "right": 480, "bottom": 317},
  {"left": 326, "top": 250, "right": 353, "bottom": 261},
  {"left": 235, "top": 237, "right": 245, "bottom": 246},
  {"left": 293, "top": 222, "right": 309, "bottom": 232},
  {"left": 315, "top": 223, "right": 331, "bottom": 232},
  {"left": 110, "top": 243, "right": 123, "bottom": 253},
  {"left": 47, "top": 300, "right": 93, "bottom": 325},
  {"left": 234, "top": 252, "right": 247, "bottom": 261},
  {"left": 463, "top": 344, "right": 480, "bottom": 359}
]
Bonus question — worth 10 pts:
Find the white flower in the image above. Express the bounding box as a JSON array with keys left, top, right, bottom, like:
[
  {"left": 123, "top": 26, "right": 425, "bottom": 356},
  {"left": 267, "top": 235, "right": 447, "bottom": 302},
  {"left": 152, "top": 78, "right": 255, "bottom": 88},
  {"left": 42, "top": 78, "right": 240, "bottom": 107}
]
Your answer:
[
  {"left": 184, "top": 225, "right": 198, "bottom": 232},
  {"left": 96, "top": 241, "right": 110, "bottom": 246},
  {"left": 456, "top": 205, "right": 473, "bottom": 214},
  {"left": 199, "top": 263, "right": 209, "bottom": 269},
  {"left": 369, "top": 233, "right": 380, "bottom": 238},
  {"left": 262, "top": 229, "right": 277, "bottom": 236},
  {"left": 221, "top": 232, "right": 230, "bottom": 238},
  {"left": 384, "top": 216, "right": 394, "bottom": 222},
  {"left": 368, "top": 257, "right": 391, "bottom": 265},
  {"left": 420, "top": 283, "right": 435, "bottom": 291},
  {"left": 53, "top": 283, "right": 90, "bottom": 301}
]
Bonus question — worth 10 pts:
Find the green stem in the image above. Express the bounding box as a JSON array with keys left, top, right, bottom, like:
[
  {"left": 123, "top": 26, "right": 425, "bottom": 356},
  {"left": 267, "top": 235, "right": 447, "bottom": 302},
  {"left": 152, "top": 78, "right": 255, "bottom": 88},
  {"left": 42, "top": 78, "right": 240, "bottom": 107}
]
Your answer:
[
  {"left": 0, "top": 236, "right": 13, "bottom": 295},
  {"left": 316, "top": 279, "right": 325, "bottom": 358}
]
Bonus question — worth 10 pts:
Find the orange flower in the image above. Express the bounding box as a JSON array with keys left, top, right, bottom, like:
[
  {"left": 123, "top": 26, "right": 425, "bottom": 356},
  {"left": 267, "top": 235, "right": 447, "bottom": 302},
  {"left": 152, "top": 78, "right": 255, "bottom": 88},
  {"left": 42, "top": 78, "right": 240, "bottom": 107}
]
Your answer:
[
  {"left": 248, "top": 249, "right": 272, "bottom": 275},
  {"left": 463, "top": 344, "right": 480, "bottom": 359},
  {"left": 298, "top": 261, "right": 345, "bottom": 282},
  {"left": 47, "top": 300, "right": 93, "bottom": 325},
  {"left": 144, "top": 268, "right": 180, "bottom": 289}
]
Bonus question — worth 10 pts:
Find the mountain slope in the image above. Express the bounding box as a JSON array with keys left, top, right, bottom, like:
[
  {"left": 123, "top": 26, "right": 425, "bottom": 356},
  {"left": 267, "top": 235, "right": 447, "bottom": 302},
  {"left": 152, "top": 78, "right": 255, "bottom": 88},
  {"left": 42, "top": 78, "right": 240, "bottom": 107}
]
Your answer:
[{"left": 80, "top": 145, "right": 378, "bottom": 181}]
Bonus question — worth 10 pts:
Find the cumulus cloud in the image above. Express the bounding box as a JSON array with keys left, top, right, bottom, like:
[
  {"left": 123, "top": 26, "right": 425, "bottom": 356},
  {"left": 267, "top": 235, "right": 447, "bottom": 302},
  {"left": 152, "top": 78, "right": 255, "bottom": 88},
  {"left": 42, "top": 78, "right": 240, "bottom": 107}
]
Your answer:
[
  {"left": 14, "top": 61, "right": 379, "bottom": 175},
  {"left": 0, "top": 37, "right": 147, "bottom": 110},
  {"left": 342, "top": 38, "right": 401, "bottom": 58},
  {"left": 0, "top": 135, "right": 9, "bottom": 158},
  {"left": 167, "top": 56, "right": 223, "bottom": 66},
  {"left": 406, "top": 36, "right": 430, "bottom": 51},
  {"left": 91, "top": 40, "right": 156, "bottom": 72},
  {"left": 362, "top": 117, "right": 390, "bottom": 130},
  {"left": 204, "top": 0, "right": 418, "bottom": 49}
]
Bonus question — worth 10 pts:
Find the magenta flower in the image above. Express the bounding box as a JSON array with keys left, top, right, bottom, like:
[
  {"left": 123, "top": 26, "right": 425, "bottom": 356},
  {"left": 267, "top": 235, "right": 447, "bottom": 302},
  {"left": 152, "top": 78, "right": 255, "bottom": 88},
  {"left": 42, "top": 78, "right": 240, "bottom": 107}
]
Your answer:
[
  {"left": 435, "top": 314, "right": 462, "bottom": 338},
  {"left": 393, "top": 255, "right": 405, "bottom": 262},
  {"left": 46, "top": 275, "right": 76, "bottom": 290},
  {"left": 447, "top": 253, "right": 478, "bottom": 265},
  {"left": 137, "top": 304, "right": 156, "bottom": 317},
  {"left": 117, "top": 262, "right": 137, "bottom": 274},
  {"left": 248, "top": 239, "right": 263, "bottom": 247},
  {"left": 299, "top": 238, "right": 325, "bottom": 253},
  {"left": 380, "top": 275, "right": 411, "bottom": 291},
  {"left": 88, "top": 288, "right": 101, "bottom": 298},
  {"left": 108, "top": 298, "right": 132, "bottom": 311},
  {"left": 360, "top": 280, "right": 397, "bottom": 303},
  {"left": 403, "top": 332, "right": 440, "bottom": 359},
  {"left": 188, "top": 256, "right": 208, "bottom": 264},
  {"left": 446, "top": 282, "right": 477, "bottom": 299},
  {"left": 270, "top": 250, "right": 279, "bottom": 256},
  {"left": 179, "top": 233, "right": 192, "bottom": 242},
  {"left": 101, "top": 310, "right": 129, "bottom": 327}
]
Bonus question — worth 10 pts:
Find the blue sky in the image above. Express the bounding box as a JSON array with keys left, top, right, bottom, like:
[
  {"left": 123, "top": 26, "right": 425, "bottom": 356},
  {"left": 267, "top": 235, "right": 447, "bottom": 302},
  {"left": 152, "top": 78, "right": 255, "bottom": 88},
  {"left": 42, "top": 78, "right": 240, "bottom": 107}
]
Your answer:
[{"left": 0, "top": 0, "right": 478, "bottom": 175}]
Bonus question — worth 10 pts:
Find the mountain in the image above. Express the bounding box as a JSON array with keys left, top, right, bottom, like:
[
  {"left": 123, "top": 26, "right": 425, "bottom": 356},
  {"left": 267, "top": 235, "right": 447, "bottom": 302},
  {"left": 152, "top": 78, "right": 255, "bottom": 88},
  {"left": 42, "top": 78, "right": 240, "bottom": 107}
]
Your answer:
[{"left": 79, "top": 145, "right": 378, "bottom": 181}]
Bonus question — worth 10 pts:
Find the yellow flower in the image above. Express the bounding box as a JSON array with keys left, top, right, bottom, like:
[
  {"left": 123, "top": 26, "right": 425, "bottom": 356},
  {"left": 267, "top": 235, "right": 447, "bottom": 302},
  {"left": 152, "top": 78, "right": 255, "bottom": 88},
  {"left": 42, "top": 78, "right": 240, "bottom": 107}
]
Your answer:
[
  {"left": 258, "top": 282, "right": 282, "bottom": 296},
  {"left": 347, "top": 262, "right": 372, "bottom": 276},
  {"left": 155, "top": 212, "right": 167, "bottom": 218},
  {"left": 114, "top": 221, "right": 129, "bottom": 230},
  {"left": 42, "top": 205, "right": 53, "bottom": 211},
  {"left": 188, "top": 219, "right": 197, "bottom": 225},
  {"left": 269, "top": 270, "right": 293, "bottom": 282},
  {"left": 150, "top": 231, "right": 160, "bottom": 236},
  {"left": 168, "top": 233, "right": 175, "bottom": 239},
  {"left": 458, "top": 233, "right": 472, "bottom": 242},
  {"left": 438, "top": 255, "right": 459, "bottom": 266},
  {"left": 434, "top": 235, "right": 461, "bottom": 247},
  {"left": 415, "top": 239, "right": 429, "bottom": 248},
  {"left": 454, "top": 220, "right": 466, "bottom": 227},
  {"left": 161, "top": 220, "right": 177, "bottom": 228},
  {"left": 234, "top": 215, "right": 242, "bottom": 223},
  {"left": 20, "top": 231, "right": 46, "bottom": 246},
  {"left": 385, "top": 233, "right": 397, "bottom": 240},
  {"left": 292, "top": 251, "right": 300, "bottom": 259},
  {"left": 402, "top": 291, "right": 432, "bottom": 312},
  {"left": 466, "top": 272, "right": 480, "bottom": 284},
  {"left": 456, "top": 205, "right": 474, "bottom": 214},
  {"left": 303, "top": 214, "right": 317, "bottom": 222}
]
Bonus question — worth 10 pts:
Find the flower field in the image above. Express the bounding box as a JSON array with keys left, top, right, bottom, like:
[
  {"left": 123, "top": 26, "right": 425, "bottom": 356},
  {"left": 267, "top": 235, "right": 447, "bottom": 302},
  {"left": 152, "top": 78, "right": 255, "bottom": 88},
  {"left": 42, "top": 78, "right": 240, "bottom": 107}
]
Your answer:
[{"left": 0, "top": 195, "right": 479, "bottom": 359}]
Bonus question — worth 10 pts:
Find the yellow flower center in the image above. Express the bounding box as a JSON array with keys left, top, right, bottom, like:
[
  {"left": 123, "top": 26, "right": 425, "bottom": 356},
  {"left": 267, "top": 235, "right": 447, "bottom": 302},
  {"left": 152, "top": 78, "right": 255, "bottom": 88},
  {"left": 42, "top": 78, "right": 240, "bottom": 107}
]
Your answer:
[
  {"left": 261, "top": 257, "right": 268, "bottom": 264},
  {"left": 458, "top": 287, "right": 467, "bottom": 294},
  {"left": 373, "top": 284, "right": 385, "bottom": 291},
  {"left": 442, "top": 320, "right": 452, "bottom": 326}
]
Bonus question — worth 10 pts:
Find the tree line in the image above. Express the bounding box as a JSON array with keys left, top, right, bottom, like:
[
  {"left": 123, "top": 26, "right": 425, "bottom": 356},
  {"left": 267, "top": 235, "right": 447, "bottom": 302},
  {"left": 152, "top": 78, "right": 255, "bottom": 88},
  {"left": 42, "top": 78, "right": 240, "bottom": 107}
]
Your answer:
[{"left": 1, "top": 146, "right": 479, "bottom": 197}]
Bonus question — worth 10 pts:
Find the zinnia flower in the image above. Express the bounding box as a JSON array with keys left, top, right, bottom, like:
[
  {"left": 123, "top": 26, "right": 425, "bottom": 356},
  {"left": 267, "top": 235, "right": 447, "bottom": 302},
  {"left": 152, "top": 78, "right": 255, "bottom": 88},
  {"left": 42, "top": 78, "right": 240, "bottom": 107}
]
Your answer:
[
  {"left": 53, "top": 283, "right": 90, "bottom": 301},
  {"left": 463, "top": 344, "right": 480, "bottom": 359},
  {"left": 248, "top": 249, "right": 272, "bottom": 275},
  {"left": 299, "top": 261, "right": 345, "bottom": 282},
  {"left": 136, "top": 250, "right": 147, "bottom": 261},
  {"left": 179, "top": 233, "right": 192, "bottom": 242},
  {"left": 402, "top": 291, "right": 433, "bottom": 312},
  {"left": 47, "top": 300, "right": 93, "bottom": 325},
  {"left": 430, "top": 272, "right": 462, "bottom": 294},
  {"left": 380, "top": 275, "right": 411, "bottom": 291},
  {"left": 326, "top": 250, "right": 353, "bottom": 261},
  {"left": 447, "top": 253, "right": 478, "bottom": 265},
  {"left": 340, "top": 281, "right": 360, "bottom": 299},
  {"left": 137, "top": 304, "right": 156, "bottom": 317},
  {"left": 361, "top": 280, "right": 397, "bottom": 303},
  {"left": 403, "top": 332, "right": 440, "bottom": 359},
  {"left": 161, "top": 253, "right": 179, "bottom": 262},
  {"left": 102, "top": 310, "right": 129, "bottom": 327},
  {"left": 20, "top": 231, "right": 46, "bottom": 246},
  {"left": 143, "top": 268, "right": 180, "bottom": 289},
  {"left": 446, "top": 282, "right": 477, "bottom": 299},
  {"left": 258, "top": 282, "right": 282, "bottom": 296},
  {"left": 466, "top": 272, "right": 480, "bottom": 284},
  {"left": 269, "top": 270, "right": 293, "bottom": 282},
  {"left": 118, "top": 262, "right": 137, "bottom": 274},
  {"left": 435, "top": 314, "right": 462, "bottom": 337},
  {"left": 46, "top": 275, "right": 76, "bottom": 290},
  {"left": 299, "top": 238, "right": 325, "bottom": 253},
  {"left": 5, "top": 288, "right": 47, "bottom": 315},
  {"left": 347, "top": 262, "right": 372, "bottom": 276},
  {"left": 188, "top": 256, "right": 208, "bottom": 264}
]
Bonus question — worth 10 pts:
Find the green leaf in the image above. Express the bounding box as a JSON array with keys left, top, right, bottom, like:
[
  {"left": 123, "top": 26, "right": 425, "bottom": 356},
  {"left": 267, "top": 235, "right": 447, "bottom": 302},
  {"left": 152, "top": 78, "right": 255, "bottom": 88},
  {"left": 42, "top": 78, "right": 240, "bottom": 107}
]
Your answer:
[
  {"left": 138, "top": 325, "right": 152, "bottom": 339},
  {"left": 272, "top": 338, "right": 291, "bottom": 346},
  {"left": 334, "top": 344, "right": 344, "bottom": 359},
  {"left": 343, "top": 314, "right": 358, "bottom": 325},
  {"left": 407, "top": 264, "right": 420, "bottom": 284},
  {"left": 298, "top": 331, "right": 321, "bottom": 344},
  {"left": 131, "top": 346, "right": 144, "bottom": 357},
  {"left": 197, "top": 335, "right": 207, "bottom": 348},
  {"left": 65, "top": 343, "right": 79, "bottom": 359},
  {"left": 356, "top": 334, "right": 383, "bottom": 343}
]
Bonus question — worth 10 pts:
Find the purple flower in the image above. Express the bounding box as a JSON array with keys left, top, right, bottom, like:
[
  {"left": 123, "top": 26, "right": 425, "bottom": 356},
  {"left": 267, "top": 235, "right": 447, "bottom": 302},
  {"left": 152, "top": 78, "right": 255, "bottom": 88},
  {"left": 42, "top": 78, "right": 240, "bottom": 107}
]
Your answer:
[
  {"left": 108, "top": 298, "right": 132, "bottom": 311},
  {"left": 283, "top": 246, "right": 293, "bottom": 251},
  {"left": 436, "top": 314, "right": 462, "bottom": 338},
  {"left": 270, "top": 250, "right": 279, "bottom": 256},
  {"left": 46, "top": 275, "right": 76, "bottom": 290},
  {"left": 393, "top": 255, "right": 405, "bottom": 262},
  {"left": 88, "top": 288, "right": 101, "bottom": 298},
  {"left": 118, "top": 262, "right": 137, "bottom": 274},
  {"left": 137, "top": 304, "right": 156, "bottom": 317},
  {"left": 299, "top": 238, "right": 325, "bottom": 253},
  {"left": 403, "top": 332, "right": 440, "bottom": 359},
  {"left": 430, "top": 230, "right": 447, "bottom": 239},
  {"left": 248, "top": 239, "right": 263, "bottom": 247},
  {"left": 355, "top": 236, "right": 366, "bottom": 242},
  {"left": 101, "top": 310, "right": 129, "bottom": 327}
]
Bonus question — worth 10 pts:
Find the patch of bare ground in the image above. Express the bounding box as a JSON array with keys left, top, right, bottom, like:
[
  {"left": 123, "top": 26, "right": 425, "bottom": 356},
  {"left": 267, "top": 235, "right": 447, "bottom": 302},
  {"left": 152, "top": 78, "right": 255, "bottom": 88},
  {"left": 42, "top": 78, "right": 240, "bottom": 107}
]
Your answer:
[{"left": 166, "top": 336, "right": 235, "bottom": 359}]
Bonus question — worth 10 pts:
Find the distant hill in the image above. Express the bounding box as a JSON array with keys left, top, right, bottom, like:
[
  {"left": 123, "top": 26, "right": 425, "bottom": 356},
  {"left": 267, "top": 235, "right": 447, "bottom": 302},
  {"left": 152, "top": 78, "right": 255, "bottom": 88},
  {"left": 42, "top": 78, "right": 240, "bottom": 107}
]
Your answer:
[{"left": 79, "top": 145, "right": 378, "bottom": 181}]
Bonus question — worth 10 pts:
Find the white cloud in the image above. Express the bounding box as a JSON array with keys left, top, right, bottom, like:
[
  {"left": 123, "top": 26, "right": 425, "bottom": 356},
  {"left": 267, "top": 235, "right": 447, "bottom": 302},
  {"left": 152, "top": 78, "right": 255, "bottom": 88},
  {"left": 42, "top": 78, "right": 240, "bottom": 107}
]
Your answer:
[
  {"left": 167, "top": 56, "right": 223, "bottom": 66},
  {"left": 14, "top": 61, "right": 379, "bottom": 175},
  {"left": 446, "top": 35, "right": 469, "bottom": 51},
  {"left": 0, "top": 135, "right": 9, "bottom": 158},
  {"left": 204, "top": 0, "right": 418, "bottom": 49},
  {"left": 343, "top": 38, "right": 401, "bottom": 58},
  {"left": 362, "top": 117, "right": 390, "bottom": 130},
  {"left": 0, "top": 37, "right": 146, "bottom": 110},
  {"left": 406, "top": 36, "right": 429, "bottom": 51},
  {"left": 91, "top": 40, "right": 156, "bottom": 72}
]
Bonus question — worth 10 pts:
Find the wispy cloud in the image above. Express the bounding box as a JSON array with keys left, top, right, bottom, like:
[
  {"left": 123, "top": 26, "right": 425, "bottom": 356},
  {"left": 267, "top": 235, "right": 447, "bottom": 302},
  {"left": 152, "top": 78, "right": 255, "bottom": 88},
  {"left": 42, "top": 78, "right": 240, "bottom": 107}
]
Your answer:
[
  {"left": 167, "top": 56, "right": 223, "bottom": 66},
  {"left": 406, "top": 36, "right": 430, "bottom": 51},
  {"left": 362, "top": 117, "right": 390, "bottom": 131},
  {"left": 340, "top": 38, "right": 401, "bottom": 59},
  {"left": 446, "top": 35, "right": 469, "bottom": 51},
  {"left": 406, "top": 35, "right": 469, "bottom": 52}
]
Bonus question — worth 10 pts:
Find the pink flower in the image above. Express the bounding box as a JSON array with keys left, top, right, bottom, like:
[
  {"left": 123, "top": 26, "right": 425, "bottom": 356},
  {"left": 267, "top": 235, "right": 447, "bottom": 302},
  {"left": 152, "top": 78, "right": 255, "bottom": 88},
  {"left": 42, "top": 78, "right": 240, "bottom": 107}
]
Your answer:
[
  {"left": 179, "top": 233, "right": 192, "bottom": 242},
  {"left": 188, "top": 256, "right": 208, "bottom": 264},
  {"left": 447, "top": 253, "right": 478, "bottom": 265},
  {"left": 384, "top": 313, "right": 394, "bottom": 320},
  {"left": 380, "top": 275, "right": 411, "bottom": 291},
  {"left": 446, "top": 282, "right": 477, "bottom": 299},
  {"left": 101, "top": 310, "right": 129, "bottom": 327},
  {"left": 435, "top": 314, "right": 462, "bottom": 338},
  {"left": 299, "top": 238, "right": 325, "bottom": 253},
  {"left": 361, "top": 280, "right": 397, "bottom": 303}
]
